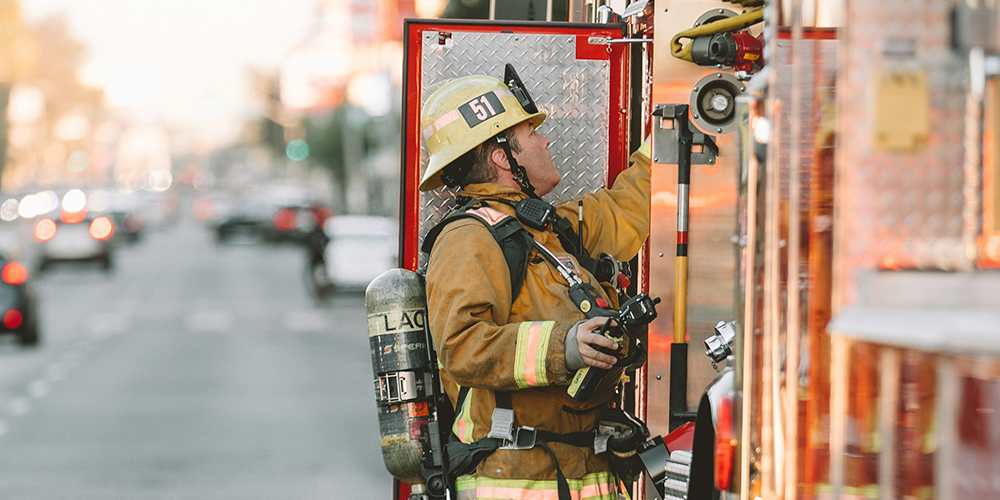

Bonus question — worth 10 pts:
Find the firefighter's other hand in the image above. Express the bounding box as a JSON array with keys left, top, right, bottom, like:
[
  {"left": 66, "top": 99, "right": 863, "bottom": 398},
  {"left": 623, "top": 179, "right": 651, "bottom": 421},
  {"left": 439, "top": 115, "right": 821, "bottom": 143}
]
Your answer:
[{"left": 577, "top": 317, "right": 619, "bottom": 369}]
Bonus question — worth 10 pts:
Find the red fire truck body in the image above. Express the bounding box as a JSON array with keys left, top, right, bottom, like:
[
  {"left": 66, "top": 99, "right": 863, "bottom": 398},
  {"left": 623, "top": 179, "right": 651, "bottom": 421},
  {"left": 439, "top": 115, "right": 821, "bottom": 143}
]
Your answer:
[{"left": 381, "top": 2, "right": 1000, "bottom": 499}]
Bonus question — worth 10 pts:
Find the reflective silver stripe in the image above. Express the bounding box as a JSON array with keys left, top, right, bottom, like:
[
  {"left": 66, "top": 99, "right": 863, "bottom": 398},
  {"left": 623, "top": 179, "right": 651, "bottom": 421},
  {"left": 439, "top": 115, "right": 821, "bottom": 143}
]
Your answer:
[{"left": 676, "top": 184, "right": 689, "bottom": 232}]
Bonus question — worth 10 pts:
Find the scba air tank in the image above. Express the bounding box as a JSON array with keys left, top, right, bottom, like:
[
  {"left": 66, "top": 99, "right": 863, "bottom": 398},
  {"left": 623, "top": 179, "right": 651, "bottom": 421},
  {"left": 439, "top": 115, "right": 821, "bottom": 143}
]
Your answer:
[{"left": 366, "top": 268, "right": 435, "bottom": 494}]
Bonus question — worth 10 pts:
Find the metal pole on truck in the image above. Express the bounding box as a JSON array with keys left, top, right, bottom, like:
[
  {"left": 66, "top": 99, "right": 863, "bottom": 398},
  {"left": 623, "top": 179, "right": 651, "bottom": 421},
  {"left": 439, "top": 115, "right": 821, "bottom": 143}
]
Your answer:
[
  {"left": 670, "top": 105, "right": 692, "bottom": 432},
  {"left": 652, "top": 103, "right": 716, "bottom": 431}
]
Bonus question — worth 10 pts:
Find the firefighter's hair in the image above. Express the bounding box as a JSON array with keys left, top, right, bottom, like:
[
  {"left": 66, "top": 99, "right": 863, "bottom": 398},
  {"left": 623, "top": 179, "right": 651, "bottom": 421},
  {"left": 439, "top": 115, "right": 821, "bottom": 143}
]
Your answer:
[{"left": 442, "top": 131, "right": 521, "bottom": 187}]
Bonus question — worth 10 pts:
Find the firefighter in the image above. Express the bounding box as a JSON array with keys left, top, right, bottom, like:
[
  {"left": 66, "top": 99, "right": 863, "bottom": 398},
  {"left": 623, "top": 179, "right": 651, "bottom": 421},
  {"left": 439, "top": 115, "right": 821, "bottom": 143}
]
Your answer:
[{"left": 420, "top": 74, "right": 650, "bottom": 499}]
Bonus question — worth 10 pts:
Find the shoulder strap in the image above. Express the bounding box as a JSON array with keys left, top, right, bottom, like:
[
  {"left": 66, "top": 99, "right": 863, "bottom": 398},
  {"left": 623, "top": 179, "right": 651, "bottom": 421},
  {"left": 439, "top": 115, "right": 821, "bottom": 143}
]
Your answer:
[
  {"left": 455, "top": 386, "right": 471, "bottom": 412},
  {"left": 482, "top": 197, "right": 601, "bottom": 278},
  {"left": 422, "top": 199, "right": 534, "bottom": 302}
]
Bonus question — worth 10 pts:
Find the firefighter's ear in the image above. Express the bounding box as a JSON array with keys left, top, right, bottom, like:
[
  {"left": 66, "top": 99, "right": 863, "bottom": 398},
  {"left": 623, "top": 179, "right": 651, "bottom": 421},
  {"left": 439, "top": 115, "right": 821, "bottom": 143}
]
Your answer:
[{"left": 491, "top": 146, "right": 511, "bottom": 172}]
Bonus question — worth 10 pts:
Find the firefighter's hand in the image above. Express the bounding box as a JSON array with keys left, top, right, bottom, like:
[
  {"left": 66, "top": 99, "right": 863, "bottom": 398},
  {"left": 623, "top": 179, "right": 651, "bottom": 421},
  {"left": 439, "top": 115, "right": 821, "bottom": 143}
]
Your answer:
[{"left": 576, "top": 317, "right": 619, "bottom": 370}]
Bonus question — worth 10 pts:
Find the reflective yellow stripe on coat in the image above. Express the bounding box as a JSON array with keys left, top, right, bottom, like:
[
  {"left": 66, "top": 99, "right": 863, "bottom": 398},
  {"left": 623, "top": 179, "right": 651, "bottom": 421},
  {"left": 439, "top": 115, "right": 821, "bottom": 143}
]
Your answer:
[
  {"left": 456, "top": 471, "right": 616, "bottom": 500},
  {"left": 514, "top": 321, "right": 555, "bottom": 388},
  {"left": 453, "top": 386, "right": 475, "bottom": 443}
]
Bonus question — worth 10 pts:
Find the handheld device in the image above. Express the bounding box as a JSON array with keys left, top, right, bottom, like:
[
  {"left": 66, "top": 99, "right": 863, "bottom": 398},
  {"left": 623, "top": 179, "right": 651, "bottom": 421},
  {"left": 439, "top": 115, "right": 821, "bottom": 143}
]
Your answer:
[
  {"left": 531, "top": 240, "right": 659, "bottom": 400},
  {"left": 566, "top": 292, "right": 660, "bottom": 400}
]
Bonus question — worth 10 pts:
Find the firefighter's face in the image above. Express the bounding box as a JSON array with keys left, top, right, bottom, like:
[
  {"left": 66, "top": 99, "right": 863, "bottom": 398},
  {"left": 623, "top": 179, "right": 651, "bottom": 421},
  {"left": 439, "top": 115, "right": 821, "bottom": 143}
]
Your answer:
[{"left": 509, "top": 120, "right": 560, "bottom": 196}]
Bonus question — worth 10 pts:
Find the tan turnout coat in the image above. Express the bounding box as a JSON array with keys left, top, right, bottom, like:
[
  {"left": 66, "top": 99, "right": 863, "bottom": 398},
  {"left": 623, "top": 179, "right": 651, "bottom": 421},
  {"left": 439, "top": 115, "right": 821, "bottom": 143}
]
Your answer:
[{"left": 424, "top": 150, "right": 650, "bottom": 492}]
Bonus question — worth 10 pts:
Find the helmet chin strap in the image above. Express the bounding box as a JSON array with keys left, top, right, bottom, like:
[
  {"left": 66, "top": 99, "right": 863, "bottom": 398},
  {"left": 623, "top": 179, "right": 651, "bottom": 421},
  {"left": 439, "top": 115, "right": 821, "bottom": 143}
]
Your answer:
[{"left": 496, "top": 131, "right": 538, "bottom": 199}]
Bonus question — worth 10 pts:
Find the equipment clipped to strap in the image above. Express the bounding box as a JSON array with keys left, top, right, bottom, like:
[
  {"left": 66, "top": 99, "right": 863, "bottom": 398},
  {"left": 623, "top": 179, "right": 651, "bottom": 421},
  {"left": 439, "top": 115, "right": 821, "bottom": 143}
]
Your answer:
[
  {"left": 530, "top": 239, "right": 657, "bottom": 400},
  {"left": 513, "top": 198, "right": 631, "bottom": 290},
  {"left": 510, "top": 197, "right": 557, "bottom": 230},
  {"left": 596, "top": 408, "right": 651, "bottom": 485}
]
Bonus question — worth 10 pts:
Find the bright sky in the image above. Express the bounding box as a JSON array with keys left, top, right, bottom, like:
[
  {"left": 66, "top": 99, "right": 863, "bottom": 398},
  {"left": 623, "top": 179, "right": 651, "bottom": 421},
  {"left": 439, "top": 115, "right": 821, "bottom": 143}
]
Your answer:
[{"left": 21, "top": 0, "right": 319, "bottom": 148}]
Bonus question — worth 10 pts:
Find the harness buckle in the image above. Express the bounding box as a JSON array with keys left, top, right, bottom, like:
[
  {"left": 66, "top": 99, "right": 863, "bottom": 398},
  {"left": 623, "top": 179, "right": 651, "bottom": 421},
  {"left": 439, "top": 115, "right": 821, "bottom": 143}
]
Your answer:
[
  {"left": 487, "top": 408, "right": 516, "bottom": 441},
  {"left": 500, "top": 426, "right": 537, "bottom": 450}
]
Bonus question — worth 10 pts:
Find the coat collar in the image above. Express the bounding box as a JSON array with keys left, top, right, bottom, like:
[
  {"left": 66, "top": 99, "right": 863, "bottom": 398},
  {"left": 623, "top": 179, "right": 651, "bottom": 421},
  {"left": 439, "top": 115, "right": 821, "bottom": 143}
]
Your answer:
[{"left": 460, "top": 183, "right": 529, "bottom": 202}]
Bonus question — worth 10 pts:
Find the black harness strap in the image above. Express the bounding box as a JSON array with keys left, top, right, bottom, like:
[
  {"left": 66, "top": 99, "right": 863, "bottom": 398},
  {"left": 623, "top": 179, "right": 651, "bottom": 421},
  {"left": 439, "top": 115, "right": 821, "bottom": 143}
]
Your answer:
[
  {"left": 481, "top": 197, "right": 602, "bottom": 280},
  {"left": 422, "top": 199, "right": 534, "bottom": 302},
  {"left": 455, "top": 386, "right": 471, "bottom": 412},
  {"left": 444, "top": 389, "right": 600, "bottom": 499},
  {"left": 494, "top": 390, "right": 512, "bottom": 410},
  {"left": 538, "top": 442, "right": 572, "bottom": 500}
]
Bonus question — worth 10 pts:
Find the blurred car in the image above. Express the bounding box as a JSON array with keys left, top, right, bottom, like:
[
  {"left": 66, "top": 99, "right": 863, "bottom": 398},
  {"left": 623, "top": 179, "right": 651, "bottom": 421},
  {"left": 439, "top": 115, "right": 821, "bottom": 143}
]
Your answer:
[
  {"left": 192, "top": 190, "right": 235, "bottom": 226},
  {"left": 323, "top": 215, "right": 397, "bottom": 292},
  {"left": 99, "top": 191, "right": 146, "bottom": 244},
  {"left": 0, "top": 228, "right": 40, "bottom": 346},
  {"left": 0, "top": 253, "right": 40, "bottom": 346},
  {"left": 214, "top": 198, "right": 285, "bottom": 243},
  {"left": 216, "top": 196, "right": 331, "bottom": 244},
  {"left": 103, "top": 209, "right": 145, "bottom": 244},
  {"left": 35, "top": 211, "right": 115, "bottom": 272},
  {"left": 133, "top": 189, "right": 179, "bottom": 230}
]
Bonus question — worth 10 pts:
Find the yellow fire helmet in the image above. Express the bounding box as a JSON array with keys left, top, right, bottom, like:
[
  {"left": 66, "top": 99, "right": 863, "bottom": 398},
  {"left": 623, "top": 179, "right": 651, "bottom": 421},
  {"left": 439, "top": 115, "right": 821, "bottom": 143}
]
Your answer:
[{"left": 418, "top": 75, "right": 546, "bottom": 191}]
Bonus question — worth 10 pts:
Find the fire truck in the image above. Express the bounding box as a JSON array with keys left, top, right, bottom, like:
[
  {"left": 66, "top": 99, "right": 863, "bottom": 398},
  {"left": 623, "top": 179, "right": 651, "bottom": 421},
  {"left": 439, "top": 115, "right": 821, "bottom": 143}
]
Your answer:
[{"left": 369, "top": 0, "right": 1000, "bottom": 498}]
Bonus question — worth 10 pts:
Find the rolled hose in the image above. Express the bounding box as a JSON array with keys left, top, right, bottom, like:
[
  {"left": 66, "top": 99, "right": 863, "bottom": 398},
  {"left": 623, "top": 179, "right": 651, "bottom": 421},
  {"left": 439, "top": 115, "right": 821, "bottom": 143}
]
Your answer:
[{"left": 670, "top": 8, "right": 764, "bottom": 62}]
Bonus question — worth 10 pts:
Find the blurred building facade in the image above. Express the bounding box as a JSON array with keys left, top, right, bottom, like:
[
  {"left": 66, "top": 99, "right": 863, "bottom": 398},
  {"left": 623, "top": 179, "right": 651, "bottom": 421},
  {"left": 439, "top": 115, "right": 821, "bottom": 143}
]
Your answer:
[
  {"left": 0, "top": 5, "right": 117, "bottom": 195},
  {"left": 278, "top": 0, "right": 420, "bottom": 217}
]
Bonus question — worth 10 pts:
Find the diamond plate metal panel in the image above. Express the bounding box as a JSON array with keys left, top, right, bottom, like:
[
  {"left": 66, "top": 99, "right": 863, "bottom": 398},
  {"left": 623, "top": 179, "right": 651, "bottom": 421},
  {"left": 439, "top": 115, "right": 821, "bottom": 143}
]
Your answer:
[
  {"left": 838, "top": 0, "right": 975, "bottom": 275},
  {"left": 417, "top": 31, "right": 612, "bottom": 267}
]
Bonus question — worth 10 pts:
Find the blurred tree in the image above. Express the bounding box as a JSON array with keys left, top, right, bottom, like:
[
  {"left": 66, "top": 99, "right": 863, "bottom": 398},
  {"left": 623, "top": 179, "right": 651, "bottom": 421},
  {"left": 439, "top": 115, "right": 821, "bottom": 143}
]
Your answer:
[
  {"left": 247, "top": 69, "right": 288, "bottom": 161},
  {"left": 28, "top": 14, "right": 91, "bottom": 124},
  {"left": 0, "top": 0, "right": 30, "bottom": 188},
  {"left": 442, "top": 0, "right": 489, "bottom": 19},
  {"left": 27, "top": 14, "right": 104, "bottom": 187},
  {"left": 0, "top": 7, "right": 101, "bottom": 190},
  {"left": 304, "top": 107, "right": 349, "bottom": 214},
  {"left": 0, "top": 84, "right": 9, "bottom": 191}
]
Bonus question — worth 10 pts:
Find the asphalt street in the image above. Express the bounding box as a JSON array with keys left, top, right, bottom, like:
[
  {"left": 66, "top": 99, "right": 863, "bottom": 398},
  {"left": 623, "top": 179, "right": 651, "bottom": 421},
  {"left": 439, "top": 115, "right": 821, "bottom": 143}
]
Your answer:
[{"left": 0, "top": 212, "right": 391, "bottom": 499}]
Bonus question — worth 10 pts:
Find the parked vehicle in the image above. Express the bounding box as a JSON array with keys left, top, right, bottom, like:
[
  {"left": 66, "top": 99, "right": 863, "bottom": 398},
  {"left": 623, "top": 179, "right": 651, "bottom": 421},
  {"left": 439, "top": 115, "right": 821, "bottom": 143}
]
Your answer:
[
  {"left": 133, "top": 189, "right": 179, "bottom": 230},
  {"left": 192, "top": 190, "right": 235, "bottom": 226},
  {"left": 322, "top": 215, "right": 395, "bottom": 293}
]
